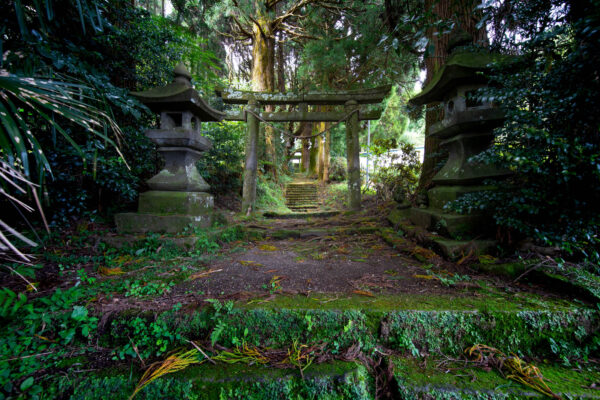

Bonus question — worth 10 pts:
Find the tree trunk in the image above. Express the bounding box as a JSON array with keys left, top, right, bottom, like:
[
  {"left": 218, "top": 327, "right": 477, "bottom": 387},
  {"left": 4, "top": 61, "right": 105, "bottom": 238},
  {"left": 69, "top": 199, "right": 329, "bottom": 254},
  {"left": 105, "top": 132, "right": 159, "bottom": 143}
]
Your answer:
[
  {"left": 345, "top": 100, "right": 361, "bottom": 210},
  {"left": 301, "top": 123, "right": 312, "bottom": 173},
  {"left": 242, "top": 100, "right": 260, "bottom": 214},
  {"left": 251, "top": 12, "right": 278, "bottom": 178}
]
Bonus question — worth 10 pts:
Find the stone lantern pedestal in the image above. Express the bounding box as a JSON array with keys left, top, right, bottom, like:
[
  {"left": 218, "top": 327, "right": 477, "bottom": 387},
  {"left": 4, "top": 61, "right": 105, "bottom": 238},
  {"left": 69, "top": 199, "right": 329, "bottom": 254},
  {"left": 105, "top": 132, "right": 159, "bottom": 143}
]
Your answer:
[
  {"left": 115, "top": 64, "right": 224, "bottom": 233},
  {"left": 407, "top": 51, "right": 513, "bottom": 255}
]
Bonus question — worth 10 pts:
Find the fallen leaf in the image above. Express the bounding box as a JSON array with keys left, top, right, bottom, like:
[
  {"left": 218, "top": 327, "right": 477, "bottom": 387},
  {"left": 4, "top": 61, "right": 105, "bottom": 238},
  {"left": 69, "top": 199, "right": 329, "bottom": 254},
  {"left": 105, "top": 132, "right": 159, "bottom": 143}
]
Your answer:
[
  {"left": 239, "top": 260, "right": 264, "bottom": 267},
  {"left": 259, "top": 244, "right": 278, "bottom": 251},
  {"left": 264, "top": 269, "right": 278, "bottom": 273},
  {"left": 98, "top": 266, "right": 124, "bottom": 276},
  {"left": 412, "top": 274, "right": 439, "bottom": 280},
  {"left": 352, "top": 290, "right": 375, "bottom": 297},
  {"left": 188, "top": 268, "right": 223, "bottom": 280},
  {"left": 478, "top": 254, "right": 498, "bottom": 265}
]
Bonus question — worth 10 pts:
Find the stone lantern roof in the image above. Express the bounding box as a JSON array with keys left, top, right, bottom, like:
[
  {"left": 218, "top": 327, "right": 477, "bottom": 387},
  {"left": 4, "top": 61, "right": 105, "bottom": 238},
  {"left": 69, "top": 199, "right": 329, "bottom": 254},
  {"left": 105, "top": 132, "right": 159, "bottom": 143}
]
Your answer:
[
  {"left": 409, "top": 51, "right": 515, "bottom": 106},
  {"left": 131, "top": 63, "right": 225, "bottom": 122}
]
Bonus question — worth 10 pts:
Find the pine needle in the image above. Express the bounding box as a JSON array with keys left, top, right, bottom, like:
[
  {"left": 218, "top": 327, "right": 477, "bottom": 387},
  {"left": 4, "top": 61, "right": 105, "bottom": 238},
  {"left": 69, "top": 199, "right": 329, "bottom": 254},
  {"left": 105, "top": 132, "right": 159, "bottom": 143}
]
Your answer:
[
  {"left": 129, "top": 349, "right": 200, "bottom": 400},
  {"left": 465, "top": 344, "right": 562, "bottom": 399}
]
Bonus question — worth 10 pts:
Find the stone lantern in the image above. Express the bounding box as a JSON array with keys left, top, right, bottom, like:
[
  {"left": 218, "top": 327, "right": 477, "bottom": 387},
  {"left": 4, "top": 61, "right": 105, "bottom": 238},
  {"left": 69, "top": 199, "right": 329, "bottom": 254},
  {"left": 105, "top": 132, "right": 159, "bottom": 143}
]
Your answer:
[
  {"left": 115, "top": 64, "right": 224, "bottom": 233},
  {"left": 408, "top": 49, "right": 513, "bottom": 252}
]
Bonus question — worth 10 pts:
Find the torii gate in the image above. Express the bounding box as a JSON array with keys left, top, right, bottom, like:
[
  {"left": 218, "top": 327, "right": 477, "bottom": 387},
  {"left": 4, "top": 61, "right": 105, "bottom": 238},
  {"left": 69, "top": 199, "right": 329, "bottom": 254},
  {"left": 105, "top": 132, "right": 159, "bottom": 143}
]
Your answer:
[{"left": 218, "top": 86, "right": 391, "bottom": 213}]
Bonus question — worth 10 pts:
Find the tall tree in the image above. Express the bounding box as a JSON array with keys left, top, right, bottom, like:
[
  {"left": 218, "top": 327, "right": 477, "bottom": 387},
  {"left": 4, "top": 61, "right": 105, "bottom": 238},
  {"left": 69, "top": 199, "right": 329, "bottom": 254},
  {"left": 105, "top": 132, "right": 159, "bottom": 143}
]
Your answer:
[{"left": 208, "top": 0, "right": 344, "bottom": 176}]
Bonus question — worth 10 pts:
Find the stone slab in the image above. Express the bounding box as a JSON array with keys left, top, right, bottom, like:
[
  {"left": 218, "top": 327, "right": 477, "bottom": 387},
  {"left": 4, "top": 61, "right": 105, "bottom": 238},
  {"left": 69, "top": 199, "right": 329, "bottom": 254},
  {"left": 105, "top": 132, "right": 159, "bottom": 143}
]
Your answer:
[
  {"left": 114, "top": 212, "right": 212, "bottom": 233},
  {"left": 432, "top": 238, "right": 497, "bottom": 260},
  {"left": 138, "top": 191, "right": 213, "bottom": 215},
  {"left": 409, "top": 207, "right": 490, "bottom": 239},
  {"left": 428, "top": 185, "right": 492, "bottom": 210},
  {"left": 387, "top": 208, "right": 412, "bottom": 227}
]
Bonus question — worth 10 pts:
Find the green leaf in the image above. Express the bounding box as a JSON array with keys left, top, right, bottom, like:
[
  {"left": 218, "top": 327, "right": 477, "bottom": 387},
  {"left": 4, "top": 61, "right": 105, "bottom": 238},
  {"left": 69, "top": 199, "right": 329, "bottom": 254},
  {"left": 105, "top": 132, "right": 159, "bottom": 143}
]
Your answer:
[
  {"left": 20, "top": 377, "right": 34, "bottom": 391},
  {"left": 71, "top": 305, "right": 88, "bottom": 321}
]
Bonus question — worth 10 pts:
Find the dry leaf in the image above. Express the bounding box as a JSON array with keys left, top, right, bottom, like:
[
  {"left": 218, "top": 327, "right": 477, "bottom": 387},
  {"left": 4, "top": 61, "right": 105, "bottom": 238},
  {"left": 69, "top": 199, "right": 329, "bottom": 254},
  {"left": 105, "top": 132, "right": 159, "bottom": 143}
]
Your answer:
[
  {"left": 99, "top": 266, "right": 124, "bottom": 276},
  {"left": 188, "top": 268, "right": 223, "bottom": 280},
  {"left": 259, "top": 244, "right": 278, "bottom": 251},
  {"left": 239, "top": 260, "right": 264, "bottom": 267},
  {"left": 412, "top": 274, "right": 439, "bottom": 280},
  {"left": 352, "top": 289, "right": 375, "bottom": 297}
]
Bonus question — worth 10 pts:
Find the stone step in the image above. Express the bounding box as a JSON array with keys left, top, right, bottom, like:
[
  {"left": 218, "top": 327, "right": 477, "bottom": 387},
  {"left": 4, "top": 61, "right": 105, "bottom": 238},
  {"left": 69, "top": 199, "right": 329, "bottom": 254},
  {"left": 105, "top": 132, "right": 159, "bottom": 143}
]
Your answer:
[
  {"left": 72, "top": 294, "right": 600, "bottom": 399},
  {"left": 68, "top": 361, "right": 372, "bottom": 400},
  {"left": 102, "top": 294, "right": 599, "bottom": 362},
  {"left": 64, "top": 355, "right": 600, "bottom": 400},
  {"left": 394, "top": 356, "right": 600, "bottom": 399}
]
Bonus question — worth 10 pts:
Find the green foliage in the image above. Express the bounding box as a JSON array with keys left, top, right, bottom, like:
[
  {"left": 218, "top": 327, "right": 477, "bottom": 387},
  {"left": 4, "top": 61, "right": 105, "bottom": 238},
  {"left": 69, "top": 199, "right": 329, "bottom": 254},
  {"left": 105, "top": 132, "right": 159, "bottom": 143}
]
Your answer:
[
  {"left": 255, "top": 175, "right": 288, "bottom": 212},
  {"left": 125, "top": 280, "right": 175, "bottom": 298},
  {"left": 0, "top": 287, "right": 97, "bottom": 398},
  {"left": 371, "top": 141, "right": 421, "bottom": 203},
  {"left": 369, "top": 85, "right": 422, "bottom": 147},
  {"left": 111, "top": 314, "right": 182, "bottom": 361},
  {"left": 328, "top": 157, "right": 347, "bottom": 182},
  {"left": 197, "top": 122, "right": 245, "bottom": 197},
  {"left": 1, "top": 0, "right": 221, "bottom": 224},
  {"left": 448, "top": 2, "right": 600, "bottom": 262},
  {"left": 0, "top": 288, "right": 28, "bottom": 319}
]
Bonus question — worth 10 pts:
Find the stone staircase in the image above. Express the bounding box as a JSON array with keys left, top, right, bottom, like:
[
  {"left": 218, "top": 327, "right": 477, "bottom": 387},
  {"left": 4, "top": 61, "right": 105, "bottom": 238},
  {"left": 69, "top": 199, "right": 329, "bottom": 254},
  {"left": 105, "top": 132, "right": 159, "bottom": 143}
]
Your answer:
[{"left": 285, "top": 181, "right": 319, "bottom": 212}]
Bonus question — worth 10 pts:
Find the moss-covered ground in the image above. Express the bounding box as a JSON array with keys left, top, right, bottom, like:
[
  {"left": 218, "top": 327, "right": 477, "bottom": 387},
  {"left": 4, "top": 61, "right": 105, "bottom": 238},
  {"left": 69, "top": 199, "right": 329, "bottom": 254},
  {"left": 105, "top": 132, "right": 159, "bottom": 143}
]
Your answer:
[{"left": 1, "top": 191, "right": 599, "bottom": 399}]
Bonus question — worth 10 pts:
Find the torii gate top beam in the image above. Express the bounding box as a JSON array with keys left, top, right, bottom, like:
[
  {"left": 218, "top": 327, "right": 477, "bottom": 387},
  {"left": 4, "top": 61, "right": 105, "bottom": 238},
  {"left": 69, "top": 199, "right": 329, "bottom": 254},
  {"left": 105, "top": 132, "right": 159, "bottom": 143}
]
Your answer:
[{"left": 217, "top": 85, "right": 391, "bottom": 106}]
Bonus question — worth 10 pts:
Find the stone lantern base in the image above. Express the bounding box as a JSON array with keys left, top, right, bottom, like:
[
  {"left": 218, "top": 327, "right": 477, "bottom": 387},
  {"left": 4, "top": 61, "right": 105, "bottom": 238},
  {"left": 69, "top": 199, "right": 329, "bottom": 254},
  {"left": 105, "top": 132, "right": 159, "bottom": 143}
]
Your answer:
[{"left": 115, "top": 191, "right": 214, "bottom": 233}]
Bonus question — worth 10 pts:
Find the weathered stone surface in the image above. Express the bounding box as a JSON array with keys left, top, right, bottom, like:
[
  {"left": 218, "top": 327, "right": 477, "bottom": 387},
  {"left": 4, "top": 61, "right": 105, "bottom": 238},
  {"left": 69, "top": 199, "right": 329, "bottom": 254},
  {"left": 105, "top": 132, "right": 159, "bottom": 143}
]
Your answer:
[
  {"left": 114, "top": 212, "right": 212, "bottom": 233},
  {"left": 428, "top": 108, "right": 504, "bottom": 138},
  {"left": 131, "top": 64, "right": 225, "bottom": 121},
  {"left": 388, "top": 208, "right": 411, "bottom": 226},
  {"left": 218, "top": 85, "right": 391, "bottom": 105},
  {"left": 427, "top": 185, "right": 491, "bottom": 210},
  {"left": 146, "top": 129, "right": 212, "bottom": 152},
  {"left": 409, "top": 51, "right": 516, "bottom": 106},
  {"left": 138, "top": 191, "right": 213, "bottom": 215},
  {"left": 433, "top": 238, "right": 497, "bottom": 259},
  {"left": 146, "top": 148, "right": 210, "bottom": 192},
  {"left": 432, "top": 133, "right": 511, "bottom": 185},
  {"left": 409, "top": 207, "right": 491, "bottom": 239}
]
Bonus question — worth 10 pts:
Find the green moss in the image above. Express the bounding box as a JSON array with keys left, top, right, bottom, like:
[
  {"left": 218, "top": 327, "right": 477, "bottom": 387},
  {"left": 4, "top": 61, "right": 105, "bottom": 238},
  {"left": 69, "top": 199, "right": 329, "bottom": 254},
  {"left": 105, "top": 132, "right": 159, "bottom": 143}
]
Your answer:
[
  {"left": 239, "top": 293, "right": 580, "bottom": 313},
  {"left": 393, "top": 356, "right": 600, "bottom": 399},
  {"left": 383, "top": 309, "right": 599, "bottom": 358},
  {"left": 61, "top": 361, "right": 373, "bottom": 400}
]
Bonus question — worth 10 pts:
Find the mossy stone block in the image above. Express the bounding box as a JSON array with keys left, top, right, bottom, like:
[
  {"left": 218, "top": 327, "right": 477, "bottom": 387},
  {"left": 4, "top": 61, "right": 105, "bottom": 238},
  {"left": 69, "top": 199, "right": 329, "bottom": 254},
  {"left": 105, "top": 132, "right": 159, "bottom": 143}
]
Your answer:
[
  {"left": 393, "top": 356, "right": 600, "bottom": 399},
  {"left": 114, "top": 212, "right": 212, "bottom": 233},
  {"left": 409, "top": 207, "right": 490, "bottom": 239},
  {"left": 138, "top": 190, "right": 213, "bottom": 215},
  {"left": 388, "top": 208, "right": 411, "bottom": 226},
  {"left": 433, "top": 238, "right": 497, "bottom": 260},
  {"left": 428, "top": 185, "right": 491, "bottom": 210}
]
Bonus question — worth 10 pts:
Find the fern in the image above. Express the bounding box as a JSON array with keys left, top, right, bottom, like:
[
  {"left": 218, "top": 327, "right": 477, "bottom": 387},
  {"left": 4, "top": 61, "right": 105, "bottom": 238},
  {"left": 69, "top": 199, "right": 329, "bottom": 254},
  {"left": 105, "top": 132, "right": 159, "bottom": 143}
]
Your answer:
[
  {"left": 0, "top": 288, "right": 28, "bottom": 319},
  {"left": 211, "top": 320, "right": 226, "bottom": 346}
]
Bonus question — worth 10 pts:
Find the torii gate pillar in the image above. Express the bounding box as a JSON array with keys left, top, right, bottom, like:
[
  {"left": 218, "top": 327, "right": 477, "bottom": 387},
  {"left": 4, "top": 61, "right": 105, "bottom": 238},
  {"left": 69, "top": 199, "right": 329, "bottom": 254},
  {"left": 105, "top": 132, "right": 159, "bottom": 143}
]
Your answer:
[
  {"left": 242, "top": 99, "right": 260, "bottom": 214},
  {"left": 345, "top": 100, "right": 361, "bottom": 210}
]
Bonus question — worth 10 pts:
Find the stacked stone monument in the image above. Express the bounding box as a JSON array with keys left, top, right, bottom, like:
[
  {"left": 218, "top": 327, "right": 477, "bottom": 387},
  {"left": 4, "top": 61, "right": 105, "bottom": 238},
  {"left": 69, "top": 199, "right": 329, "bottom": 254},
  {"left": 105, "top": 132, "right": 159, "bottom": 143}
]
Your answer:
[
  {"left": 407, "top": 48, "right": 512, "bottom": 256},
  {"left": 115, "top": 64, "right": 224, "bottom": 233}
]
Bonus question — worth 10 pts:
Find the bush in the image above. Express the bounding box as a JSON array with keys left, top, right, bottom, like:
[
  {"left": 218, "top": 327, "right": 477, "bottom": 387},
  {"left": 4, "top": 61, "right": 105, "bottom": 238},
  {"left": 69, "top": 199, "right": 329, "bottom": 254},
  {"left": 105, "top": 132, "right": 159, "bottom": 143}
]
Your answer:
[
  {"left": 371, "top": 141, "right": 421, "bottom": 203},
  {"left": 449, "top": 2, "right": 600, "bottom": 261},
  {"left": 328, "top": 156, "right": 347, "bottom": 182}
]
